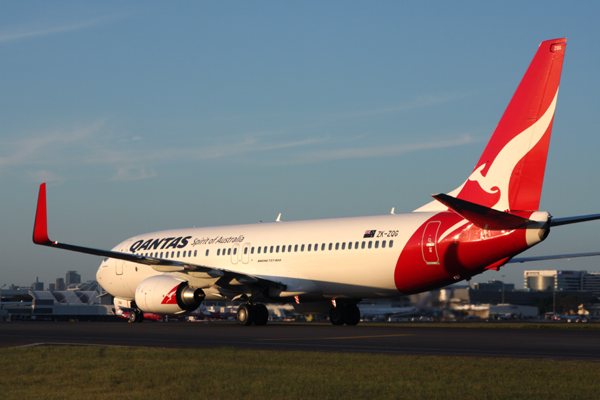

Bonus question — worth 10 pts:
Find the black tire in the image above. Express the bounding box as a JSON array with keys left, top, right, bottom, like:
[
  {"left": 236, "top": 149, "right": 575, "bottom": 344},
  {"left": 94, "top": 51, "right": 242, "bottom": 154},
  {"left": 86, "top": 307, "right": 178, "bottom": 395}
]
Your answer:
[
  {"left": 330, "top": 306, "right": 346, "bottom": 325},
  {"left": 237, "top": 304, "right": 254, "bottom": 326},
  {"left": 253, "top": 304, "right": 269, "bottom": 326},
  {"left": 345, "top": 305, "right": 361, "bottom": 326},
  {"left": 136, "top": 310, "right": 144, "bottom": 323},
  {"left": 129, "top": 309, "right": 144, "bottom": 323}
]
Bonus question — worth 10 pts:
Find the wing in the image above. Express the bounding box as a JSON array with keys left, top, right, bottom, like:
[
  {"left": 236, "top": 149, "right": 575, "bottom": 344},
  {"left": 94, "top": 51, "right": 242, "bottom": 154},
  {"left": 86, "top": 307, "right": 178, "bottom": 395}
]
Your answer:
[{"left": 33, "top": 183, "right": 285, "bottom": 290}]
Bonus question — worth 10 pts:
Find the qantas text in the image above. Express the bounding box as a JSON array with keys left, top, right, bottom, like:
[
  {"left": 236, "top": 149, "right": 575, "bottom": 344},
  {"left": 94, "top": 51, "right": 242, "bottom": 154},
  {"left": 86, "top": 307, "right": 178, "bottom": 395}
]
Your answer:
[{"left": 130, "top": 236, "right": 192, "bottom": 253}]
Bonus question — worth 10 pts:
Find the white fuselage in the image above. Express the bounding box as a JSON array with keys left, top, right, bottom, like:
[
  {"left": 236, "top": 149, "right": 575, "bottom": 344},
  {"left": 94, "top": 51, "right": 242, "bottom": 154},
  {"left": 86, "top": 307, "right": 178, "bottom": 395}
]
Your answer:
[{"left": 96, "top": 212, "right": 432, "bottom": 302}]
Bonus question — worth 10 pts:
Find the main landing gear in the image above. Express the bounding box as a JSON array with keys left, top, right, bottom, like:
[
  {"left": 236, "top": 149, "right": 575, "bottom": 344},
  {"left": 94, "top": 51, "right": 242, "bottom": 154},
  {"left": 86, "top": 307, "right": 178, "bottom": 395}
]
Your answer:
[
  {"left": 236, "top": 303, "right": 269, "bottom": 326},
  {"left": 128, "top": 308, "right": 144, "bottom": 323},
  {"left": 330, "top": 302, "right": 361, "bottom": 326}
]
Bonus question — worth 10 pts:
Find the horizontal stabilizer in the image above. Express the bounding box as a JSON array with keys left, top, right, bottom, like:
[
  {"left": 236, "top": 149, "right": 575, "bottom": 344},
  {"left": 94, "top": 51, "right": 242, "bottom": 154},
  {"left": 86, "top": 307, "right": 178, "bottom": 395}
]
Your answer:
[
  {"left": 432, "top": 193, "right": 532, "bottom": 230},
  {"left": 508, "top": 252, "right": 600, "bottom": 263},
  {"left": 551, "top": 214, "right": 600, "bottom": 227}
]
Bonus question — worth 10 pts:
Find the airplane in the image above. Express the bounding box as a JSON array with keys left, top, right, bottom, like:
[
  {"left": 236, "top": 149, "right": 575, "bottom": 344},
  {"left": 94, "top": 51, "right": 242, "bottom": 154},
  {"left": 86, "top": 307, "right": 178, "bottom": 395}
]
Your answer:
[{"left": 33, "top": 38, "right": 600, "bottom": 326}]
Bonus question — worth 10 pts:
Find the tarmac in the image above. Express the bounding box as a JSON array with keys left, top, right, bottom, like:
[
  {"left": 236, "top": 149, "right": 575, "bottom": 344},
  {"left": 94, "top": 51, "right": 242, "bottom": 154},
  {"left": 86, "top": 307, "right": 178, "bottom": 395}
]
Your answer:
[{"left": 1, "top": 321, "right": 599, "bottom": 361}]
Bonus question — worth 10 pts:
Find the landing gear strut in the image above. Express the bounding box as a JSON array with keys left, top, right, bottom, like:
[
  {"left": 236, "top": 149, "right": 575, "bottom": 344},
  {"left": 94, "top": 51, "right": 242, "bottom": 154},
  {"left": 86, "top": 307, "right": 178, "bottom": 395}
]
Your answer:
[
  {"left": 329, "top": 302, "right": 361, "bottom": 326},
  {"left": 236, "top": 303, "right": 269, "bottom": 326}
]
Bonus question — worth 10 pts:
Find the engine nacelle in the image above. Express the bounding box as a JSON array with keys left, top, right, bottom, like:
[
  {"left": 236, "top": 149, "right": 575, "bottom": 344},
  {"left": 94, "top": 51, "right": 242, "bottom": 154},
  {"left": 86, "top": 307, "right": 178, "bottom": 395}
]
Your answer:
[{"left": 135, "top": 275, "right": 205, "bottom": 314}]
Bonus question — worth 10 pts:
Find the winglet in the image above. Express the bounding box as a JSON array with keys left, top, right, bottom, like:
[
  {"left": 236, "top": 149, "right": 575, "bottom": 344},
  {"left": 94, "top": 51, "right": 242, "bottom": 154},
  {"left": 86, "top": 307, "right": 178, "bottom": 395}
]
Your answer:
[
  {"left": 33, "top": 183, "right": 52, "bottom": 245},
  {"left": 432, "top": 193, "right": 532, "bottom": 230}
]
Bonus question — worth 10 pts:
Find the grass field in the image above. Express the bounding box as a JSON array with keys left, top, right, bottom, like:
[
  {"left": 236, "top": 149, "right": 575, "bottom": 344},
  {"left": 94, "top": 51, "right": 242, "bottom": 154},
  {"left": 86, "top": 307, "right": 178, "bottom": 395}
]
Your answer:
[{"left": 1, "top": 345, "right": 599, "bottom": 399}]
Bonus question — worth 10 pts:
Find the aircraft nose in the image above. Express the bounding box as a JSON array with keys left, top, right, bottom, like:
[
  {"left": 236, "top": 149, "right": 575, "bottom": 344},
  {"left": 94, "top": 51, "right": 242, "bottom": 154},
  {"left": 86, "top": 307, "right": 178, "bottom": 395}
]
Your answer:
[{"left": 96, "top": 258, "right": 109, "bottom": 284}]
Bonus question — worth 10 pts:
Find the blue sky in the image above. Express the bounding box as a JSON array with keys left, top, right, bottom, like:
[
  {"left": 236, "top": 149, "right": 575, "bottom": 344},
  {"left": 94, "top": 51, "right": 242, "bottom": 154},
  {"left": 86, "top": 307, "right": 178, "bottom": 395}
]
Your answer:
[{"left": 2, "top": 1, "right": 600, "bottom": 289}]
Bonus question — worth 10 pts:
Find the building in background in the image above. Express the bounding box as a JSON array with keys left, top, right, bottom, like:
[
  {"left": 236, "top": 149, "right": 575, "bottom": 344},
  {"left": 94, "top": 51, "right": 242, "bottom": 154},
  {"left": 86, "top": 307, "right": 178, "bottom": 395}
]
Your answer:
[
  {"left": 31, "top": 277, "right": 43, "bottom": 291},
  {"left": 524, "top": 270, "right": 583, "bottom": 291},
  {"left": 582, "top": 273, "right": 600, "bottom": 297},
  {"left": 472, "top": 280, "right": 515, "bottom": 292},
  {"left": 66, "top": 271, "right": 81, "bottom": 288},
  {"left": 55, "top": 278, "right": 65, "bottom": 291},
  {"left": 524, "top": 270, "right": 600, "bottom": 297}
]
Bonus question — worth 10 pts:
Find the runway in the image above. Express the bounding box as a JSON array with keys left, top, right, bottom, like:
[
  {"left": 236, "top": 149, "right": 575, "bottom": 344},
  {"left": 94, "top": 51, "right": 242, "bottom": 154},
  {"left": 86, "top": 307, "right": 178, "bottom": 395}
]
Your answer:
[{"left": 1, "top": 321, "right": 599, "bottom": 361}]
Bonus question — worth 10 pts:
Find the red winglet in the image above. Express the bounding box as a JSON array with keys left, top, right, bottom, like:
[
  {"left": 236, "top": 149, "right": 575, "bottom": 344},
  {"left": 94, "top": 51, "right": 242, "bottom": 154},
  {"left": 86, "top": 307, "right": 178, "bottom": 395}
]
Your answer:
[{"left": 33, "top": 183, "right": 52, "bottom": 245}]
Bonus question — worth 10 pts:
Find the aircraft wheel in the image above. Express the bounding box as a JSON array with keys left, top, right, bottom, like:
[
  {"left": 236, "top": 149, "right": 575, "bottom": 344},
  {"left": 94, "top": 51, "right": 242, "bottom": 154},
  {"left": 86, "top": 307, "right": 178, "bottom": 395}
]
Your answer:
[
  {"left": 345, "top": 305, "right": 361, "bottom": 326},
  {"left": 253, "top": 304, "right": 269, "bottom": 326},
  {"left": 330, "top": 306, "right": 346, "bottom": 325},
  {"left": 237, "top": 304, "right": 254, "bottom": 326},
  {"left": 129, "top": 309, "right": 144, "bottom": 323}
]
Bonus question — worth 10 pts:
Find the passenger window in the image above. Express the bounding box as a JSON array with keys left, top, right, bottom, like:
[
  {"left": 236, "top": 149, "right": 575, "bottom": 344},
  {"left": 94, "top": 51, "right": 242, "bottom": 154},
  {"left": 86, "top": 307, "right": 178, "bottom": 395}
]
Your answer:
[
  {"left": 355, "top": 242, "right": 359, "bottom": 249},
  {"left": 361, "top": 241, "right": 365, "bottom": 249},
  {"left": 264, "top": 246, "right": 267, "bottom": 253},
  {"left": 281, "top": 245, "right": 284, "bottom": 253},
  {"left": 270, "top": 246, "right": 274, "bottom": 253},
  {"left": 382, "top": 240, "right": 386, "bottom": 248},
  {"left": 233, "top": 248, "right": 237, "bottom": 255},
  {"left": 205, "top": 249, "right": 209, "bottom": 256},
  {"left": 159, "top": 252, "right": 162, "bottom": 258},
  {"left": 258, "top": 247, "right": 261, "bottom": 254},
  {"left": 194, "top": 250, "right": 197, "bottom": 257},
  {"left": 375, "top": 241, "right": 379, "bottom": 248},
  {"left": 307, "top": 244, "right": 312, "bottom": 251},
  {"left": 321, "top": 243, "right": 325, "bottom": 251},
  {"left": 294, "top": 244, "right": 298, "bottom": 252},
  {"left": 177, "top": 251, "right": 180, "bottom": 257},
  {"left": 335, "top": 243, "right": 339, "bottom": 250},
  {"left": 227, "top": 248, "right": 231, "bottom": 255},
  {"left": 341, "top": 242, "right": 345, "bottom": 250},
  {"left": 251, "top": 247, "right": 255, "bottom": 254},
  {"left": 329, "top": 243, "right": 333, "bottom": 250},
  {"left": 301, "top": 244, "right": 305, "bottom": 251},
  {"left": 276, "top": 245, "right": 280, "bottom": 253},
  {"left": 244, "top": 247, "right": 248, "bottom": 254},
  {"left": 288, "top": 245, "right": 292, "bottom": 252},
  {"left": 389, "top": 240, "right": 394, "bottom": 248},
  {"left": 368, "top": 241, "right": 372, "bottom": 249}
]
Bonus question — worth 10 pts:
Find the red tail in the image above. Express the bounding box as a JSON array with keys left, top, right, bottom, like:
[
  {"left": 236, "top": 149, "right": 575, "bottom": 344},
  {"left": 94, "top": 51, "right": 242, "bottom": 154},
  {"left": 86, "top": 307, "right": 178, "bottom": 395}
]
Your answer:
[
  {"left": 457, "top": 38, "right": 566, "bottom": 211},
  {"left": 417, "top": 39, "right": 567, "bottom": 213}
]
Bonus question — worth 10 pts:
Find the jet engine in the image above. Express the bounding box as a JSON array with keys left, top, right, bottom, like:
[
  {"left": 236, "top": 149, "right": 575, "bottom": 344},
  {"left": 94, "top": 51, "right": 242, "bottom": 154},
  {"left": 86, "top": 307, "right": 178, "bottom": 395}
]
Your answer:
[{"left": 135, "top": 275, "right": 205, "bottom": 314}]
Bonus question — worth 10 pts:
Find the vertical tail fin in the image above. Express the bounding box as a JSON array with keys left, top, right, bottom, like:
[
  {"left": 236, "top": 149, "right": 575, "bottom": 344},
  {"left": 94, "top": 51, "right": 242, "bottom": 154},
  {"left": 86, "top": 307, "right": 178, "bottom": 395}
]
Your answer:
[{"left": 417, "top": 38, "right": 566, "bottom": 212}]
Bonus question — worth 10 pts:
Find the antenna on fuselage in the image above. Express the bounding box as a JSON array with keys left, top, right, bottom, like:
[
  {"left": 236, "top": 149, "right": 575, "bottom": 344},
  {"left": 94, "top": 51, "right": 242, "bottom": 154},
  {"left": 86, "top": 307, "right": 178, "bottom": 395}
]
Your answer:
[
  {"left": 391, "top": 207, "right": 395, "bottom": 215},
  {"left": 276, "top": 213, "right": 282, "bottom": 222}
]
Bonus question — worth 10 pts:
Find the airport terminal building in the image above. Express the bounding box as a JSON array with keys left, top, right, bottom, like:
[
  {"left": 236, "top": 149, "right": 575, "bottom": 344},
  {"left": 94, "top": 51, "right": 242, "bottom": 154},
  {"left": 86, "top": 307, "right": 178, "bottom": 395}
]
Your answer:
[{"left": 524, "top": 270, "right": 600, "bottom": 296}]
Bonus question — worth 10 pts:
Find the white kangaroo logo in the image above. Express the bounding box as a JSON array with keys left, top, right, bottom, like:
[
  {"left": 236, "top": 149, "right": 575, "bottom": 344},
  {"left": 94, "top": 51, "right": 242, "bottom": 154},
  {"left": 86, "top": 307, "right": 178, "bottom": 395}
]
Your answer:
[{"left": 468, "top": 92, "right": 558, "bottom": 211}]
